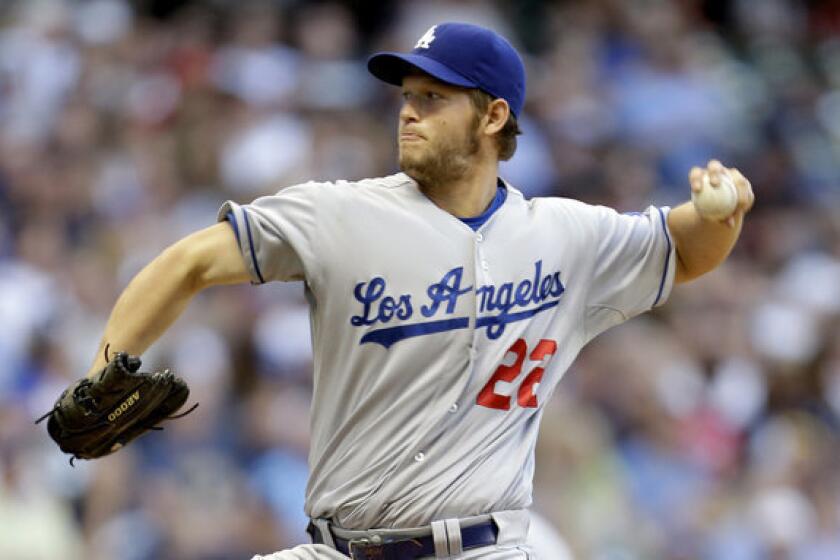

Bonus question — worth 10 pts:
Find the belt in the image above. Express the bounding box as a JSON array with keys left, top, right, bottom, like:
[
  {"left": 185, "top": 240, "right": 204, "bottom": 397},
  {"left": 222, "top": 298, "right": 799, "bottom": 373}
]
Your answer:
[{"left": 307, "top": 519, "right": 499, "bottom": 559}]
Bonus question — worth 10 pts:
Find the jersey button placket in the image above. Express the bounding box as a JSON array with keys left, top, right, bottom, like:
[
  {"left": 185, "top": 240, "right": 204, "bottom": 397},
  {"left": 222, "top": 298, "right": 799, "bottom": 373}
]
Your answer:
[
  {"left": 414, "top": 452, "right": 425, "bottom": 462},
  {"left": 468, "top": 229, "right": 488, "bottom": 402},
  {"left": 475, "top": 231, "right": 491, "bottom": 281}
]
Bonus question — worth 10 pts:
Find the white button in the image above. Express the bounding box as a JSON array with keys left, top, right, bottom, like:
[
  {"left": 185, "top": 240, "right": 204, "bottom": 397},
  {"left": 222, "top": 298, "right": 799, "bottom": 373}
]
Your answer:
[
  {"left": 476, "top": 233, "right": 484, "bottom": 242},
  {"left": 481, "top": 260, "right": 489, "bottom": 270},
  {"left": 414, "top": 452, "right": 425, "bottom": 462},
  {"left": 449, "top": 403, "right": 459, "bottom": 413}
]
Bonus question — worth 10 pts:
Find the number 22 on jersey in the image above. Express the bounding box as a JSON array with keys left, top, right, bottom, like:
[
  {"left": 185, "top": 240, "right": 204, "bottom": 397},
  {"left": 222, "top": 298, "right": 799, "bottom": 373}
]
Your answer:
[{"left": 476, "top": 338, "right": 558, "bottom": 410}]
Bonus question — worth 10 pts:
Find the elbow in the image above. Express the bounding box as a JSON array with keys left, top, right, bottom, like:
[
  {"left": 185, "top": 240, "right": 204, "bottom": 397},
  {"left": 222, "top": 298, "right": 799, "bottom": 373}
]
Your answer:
[
  {"left": 154, "top": 224, "right": 250, "bottom": 292},
  {"left": 674, "top": 250, "right": 695, "bottom": 283},
  {"left": 675, "top": 262, "right": 702, "bottom": 284},
  {"left": 157, "top": 240, "right": 207, "bottom": 295},
  {"left": 674, "top": 248, "right": 724, "bottom": 284}
]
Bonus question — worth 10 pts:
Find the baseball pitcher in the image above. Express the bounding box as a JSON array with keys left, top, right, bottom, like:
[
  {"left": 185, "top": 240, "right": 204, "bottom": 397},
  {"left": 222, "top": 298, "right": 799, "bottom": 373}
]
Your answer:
[{"left": 40, "top": 22, "right": 754, "bottom": 559}]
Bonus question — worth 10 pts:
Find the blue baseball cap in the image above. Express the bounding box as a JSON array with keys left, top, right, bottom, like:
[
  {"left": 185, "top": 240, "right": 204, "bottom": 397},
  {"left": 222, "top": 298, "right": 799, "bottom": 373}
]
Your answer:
[{"left": 368, "top": 22, "right": 526, "bottom": 118}]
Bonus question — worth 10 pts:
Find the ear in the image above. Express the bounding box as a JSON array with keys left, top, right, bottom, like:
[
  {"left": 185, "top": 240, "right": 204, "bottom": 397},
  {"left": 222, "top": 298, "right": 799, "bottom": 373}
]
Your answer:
[{"left": 482, "top": 99, "right": 510, "bottom": 136}]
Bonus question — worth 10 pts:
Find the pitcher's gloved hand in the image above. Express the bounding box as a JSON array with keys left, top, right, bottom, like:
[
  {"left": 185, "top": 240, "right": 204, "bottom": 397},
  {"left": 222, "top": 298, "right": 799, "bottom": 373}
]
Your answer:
[{"left": 37, "top": 351, "right": 197, "bottom": 464}]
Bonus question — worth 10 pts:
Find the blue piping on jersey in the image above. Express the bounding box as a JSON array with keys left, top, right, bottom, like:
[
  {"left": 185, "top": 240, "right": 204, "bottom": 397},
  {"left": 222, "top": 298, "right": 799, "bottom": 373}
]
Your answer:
[
  {"left": 242, "top": 209, "right": 266, "bottom": 284},
  {"left": 653, "top": 207, "right": 671, "bottom": 307},
  {"left": 360, "top": 317, "right": 470, "bottom": 347},
  {"left": 225, "top": 210, "right": 242, "bottom": 246}
]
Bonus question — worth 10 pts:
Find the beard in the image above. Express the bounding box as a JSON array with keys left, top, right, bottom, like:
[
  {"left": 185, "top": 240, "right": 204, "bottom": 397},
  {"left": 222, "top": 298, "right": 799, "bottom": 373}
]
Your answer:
[{"left": 399, "top": 117, "right": 481, "bottom": 188}]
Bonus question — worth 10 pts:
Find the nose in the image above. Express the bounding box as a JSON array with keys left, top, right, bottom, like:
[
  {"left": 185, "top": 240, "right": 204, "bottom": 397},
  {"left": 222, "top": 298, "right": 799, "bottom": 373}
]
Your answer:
[{"left": 399, "top": 98, "right": 419, "bottom": 125}]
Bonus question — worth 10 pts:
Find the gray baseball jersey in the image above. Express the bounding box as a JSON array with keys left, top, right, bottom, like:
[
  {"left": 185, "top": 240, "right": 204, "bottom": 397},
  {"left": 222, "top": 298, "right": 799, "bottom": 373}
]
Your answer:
[{"left": 219, "top": 172, "right": 675, "bottom": 530}]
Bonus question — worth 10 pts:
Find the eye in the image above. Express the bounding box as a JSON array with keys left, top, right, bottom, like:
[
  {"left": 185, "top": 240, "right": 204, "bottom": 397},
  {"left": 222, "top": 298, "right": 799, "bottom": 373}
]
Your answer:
[{"left": 426, "top": 91, "right": 442, "bottom": 100}]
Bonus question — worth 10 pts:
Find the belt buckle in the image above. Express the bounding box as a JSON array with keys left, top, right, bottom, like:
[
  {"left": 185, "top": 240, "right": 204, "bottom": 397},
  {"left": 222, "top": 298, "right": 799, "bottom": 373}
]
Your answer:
[
  {"left": 347, "top": 535, "right": 425, "bottom": 559},
  {"left": 348, "top": 537, "right": 383, "bottom": 559}
]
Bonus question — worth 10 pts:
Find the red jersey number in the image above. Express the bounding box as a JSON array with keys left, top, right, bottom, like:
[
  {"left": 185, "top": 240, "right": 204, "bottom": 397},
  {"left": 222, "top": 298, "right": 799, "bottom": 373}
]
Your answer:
[{"left": 476, "top": 338, "right": 558, "bottom": 410}]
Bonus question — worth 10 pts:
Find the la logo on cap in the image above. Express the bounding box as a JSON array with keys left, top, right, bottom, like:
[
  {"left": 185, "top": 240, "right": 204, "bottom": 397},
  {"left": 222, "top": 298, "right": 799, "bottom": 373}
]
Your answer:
[{"left": 414, "top": 25, "right": 437, "bottom": 49}]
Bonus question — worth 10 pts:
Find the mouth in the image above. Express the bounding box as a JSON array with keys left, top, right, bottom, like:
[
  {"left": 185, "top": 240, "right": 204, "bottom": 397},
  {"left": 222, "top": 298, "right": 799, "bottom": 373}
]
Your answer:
[{"left": 399, "top": 131, "right": 425, "bottom": 142}]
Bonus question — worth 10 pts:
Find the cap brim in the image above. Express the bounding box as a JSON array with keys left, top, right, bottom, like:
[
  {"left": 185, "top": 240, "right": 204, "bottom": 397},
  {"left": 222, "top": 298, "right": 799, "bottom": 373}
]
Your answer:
[{"left": 367, "top": 52, "right": 476, "bottom": 88}]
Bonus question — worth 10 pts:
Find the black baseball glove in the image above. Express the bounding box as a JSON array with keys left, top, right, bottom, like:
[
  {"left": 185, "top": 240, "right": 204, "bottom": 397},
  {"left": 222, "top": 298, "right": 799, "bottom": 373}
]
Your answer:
[{"left": 37, "top": 351, "right": 197, "bottom": 464}]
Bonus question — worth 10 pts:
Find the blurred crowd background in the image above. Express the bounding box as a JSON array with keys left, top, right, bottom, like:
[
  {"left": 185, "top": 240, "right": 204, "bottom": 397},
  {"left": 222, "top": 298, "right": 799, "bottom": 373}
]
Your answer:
[{"left": 1, "top": 0, "right": 839, "bottom": 558}]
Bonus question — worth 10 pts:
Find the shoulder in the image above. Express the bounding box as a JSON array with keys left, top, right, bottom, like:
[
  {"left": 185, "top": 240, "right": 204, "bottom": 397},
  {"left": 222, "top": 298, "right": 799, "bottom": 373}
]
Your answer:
[
  {"left": 505, "top": 185, "right": 602, "bottom": 222},
  {"left": 500, "top": 185, "right": 616, "bottom": 243},
  {"left": 350, "top": 173, "right": 416, "bottom": 191},
  {"left": 275, "top": 173, "right": 415, "bottom": 197},
  {"left": 258, "top": 174, "right": 416, "bottom": 212},
  {"left": 528, "top": 195, "right": 596, "bottom": 214}
]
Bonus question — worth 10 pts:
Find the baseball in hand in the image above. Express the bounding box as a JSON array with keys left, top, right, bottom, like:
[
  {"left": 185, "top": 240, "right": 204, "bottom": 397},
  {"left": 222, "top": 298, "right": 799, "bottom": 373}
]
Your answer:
[{"left": 691, "top": 171, "right": 738, "bottom": 220}]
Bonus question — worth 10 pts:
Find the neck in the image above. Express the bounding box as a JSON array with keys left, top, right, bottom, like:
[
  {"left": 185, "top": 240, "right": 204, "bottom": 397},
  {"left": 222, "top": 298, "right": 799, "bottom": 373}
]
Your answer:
[{"left": 418, "top": 160, "right": 499, "bottom": 218}]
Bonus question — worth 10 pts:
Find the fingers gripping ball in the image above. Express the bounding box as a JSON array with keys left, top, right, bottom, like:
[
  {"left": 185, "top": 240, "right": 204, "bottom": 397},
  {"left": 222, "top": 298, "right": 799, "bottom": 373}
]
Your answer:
[
  {"left": 691, "top": 171, "right": 738, "bottom": 221},
  {"left": 37, "top": 352, "right": 197, "bottom": 463}
]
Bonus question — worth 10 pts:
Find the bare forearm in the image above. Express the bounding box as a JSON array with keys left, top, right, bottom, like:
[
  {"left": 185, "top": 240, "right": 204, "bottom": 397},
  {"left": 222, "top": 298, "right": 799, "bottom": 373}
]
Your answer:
[
  {"left": 85, "top": 223, "right": 250, "bottom": 377},
  {"left": 668, "top": 202, "right": 743, "bottom": 283},
  {"left": 86, "top": 245, "right": 200, "bottom": 377}
]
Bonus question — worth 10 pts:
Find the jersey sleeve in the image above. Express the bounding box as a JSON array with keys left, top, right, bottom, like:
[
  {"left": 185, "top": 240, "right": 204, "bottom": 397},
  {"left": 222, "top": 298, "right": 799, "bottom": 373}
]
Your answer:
[
  {"left": 217, "top": 182, "right": 321, "bottom": 284},
  {"left": 584, "top": 205, "right": 676, "bottom": 341}
]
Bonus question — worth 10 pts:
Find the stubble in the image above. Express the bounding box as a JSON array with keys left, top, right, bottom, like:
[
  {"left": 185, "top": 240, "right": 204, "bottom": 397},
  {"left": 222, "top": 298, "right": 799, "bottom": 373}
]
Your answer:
[{"left": 399, "top": 116, "right": 481, "bottom": 189}]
